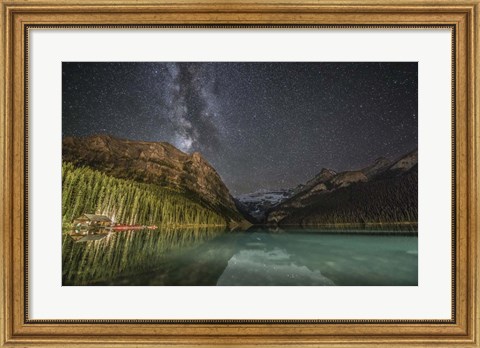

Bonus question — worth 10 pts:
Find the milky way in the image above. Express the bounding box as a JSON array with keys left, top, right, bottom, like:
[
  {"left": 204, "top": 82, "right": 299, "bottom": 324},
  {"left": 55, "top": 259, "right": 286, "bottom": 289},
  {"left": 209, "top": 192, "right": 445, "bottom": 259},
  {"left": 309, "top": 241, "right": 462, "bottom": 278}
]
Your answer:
[{"left": 62, "top": 62, "right": 417, "bottom": 195}]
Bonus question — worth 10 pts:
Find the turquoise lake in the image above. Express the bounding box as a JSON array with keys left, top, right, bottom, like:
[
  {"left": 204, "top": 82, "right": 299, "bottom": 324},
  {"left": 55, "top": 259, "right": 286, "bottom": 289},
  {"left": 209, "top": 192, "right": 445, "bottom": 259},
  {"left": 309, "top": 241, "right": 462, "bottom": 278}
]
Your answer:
[{"left": 63, "top": 226, "right": 418, "bottom": 286}]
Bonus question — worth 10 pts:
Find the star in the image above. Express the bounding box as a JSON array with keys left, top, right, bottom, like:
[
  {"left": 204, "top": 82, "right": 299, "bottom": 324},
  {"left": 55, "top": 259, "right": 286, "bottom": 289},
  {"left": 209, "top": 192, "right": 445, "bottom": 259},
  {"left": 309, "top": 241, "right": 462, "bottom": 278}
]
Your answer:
[{"left": 63, "top": 62, "right": 418, "bottom": 195}]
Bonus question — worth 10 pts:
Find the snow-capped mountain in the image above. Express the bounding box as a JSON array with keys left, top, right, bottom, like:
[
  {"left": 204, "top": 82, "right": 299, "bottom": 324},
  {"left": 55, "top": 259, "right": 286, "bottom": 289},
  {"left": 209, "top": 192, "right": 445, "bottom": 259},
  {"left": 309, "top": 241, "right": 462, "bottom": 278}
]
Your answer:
[{"left": 235, "top": 189, "right": 294, "bottom": 222}]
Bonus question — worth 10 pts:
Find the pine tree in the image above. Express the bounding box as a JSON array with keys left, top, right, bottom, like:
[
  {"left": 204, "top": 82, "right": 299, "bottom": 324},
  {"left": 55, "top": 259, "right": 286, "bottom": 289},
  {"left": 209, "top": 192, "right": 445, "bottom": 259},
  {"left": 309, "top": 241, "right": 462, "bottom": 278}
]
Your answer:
[{"left": 62, "top": 162, "right": 226, "bottom": 227}]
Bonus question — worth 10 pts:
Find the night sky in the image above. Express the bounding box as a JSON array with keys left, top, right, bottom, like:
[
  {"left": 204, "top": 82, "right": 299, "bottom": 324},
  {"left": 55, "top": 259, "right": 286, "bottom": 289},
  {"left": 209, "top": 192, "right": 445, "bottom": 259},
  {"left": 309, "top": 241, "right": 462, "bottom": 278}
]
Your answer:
[{"left": 62, "top": 62, "right": 417, "bottom": 195}]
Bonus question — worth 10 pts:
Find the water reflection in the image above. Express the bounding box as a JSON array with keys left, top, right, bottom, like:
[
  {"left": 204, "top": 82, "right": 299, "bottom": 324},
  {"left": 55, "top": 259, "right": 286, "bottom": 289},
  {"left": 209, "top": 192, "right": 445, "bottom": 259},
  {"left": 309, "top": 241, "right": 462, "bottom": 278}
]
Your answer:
[
  {"left": 216, "top": 230, "right": 418, "bottom": 286},
  {"left": 62, "top": 226, "right": 224, "bottom": 285},
  {"left": 63, "top": 225, "right": 418, "bottom": 286},
  {"left": 217, "top": 248, "right": 335, "bottom": 286}
]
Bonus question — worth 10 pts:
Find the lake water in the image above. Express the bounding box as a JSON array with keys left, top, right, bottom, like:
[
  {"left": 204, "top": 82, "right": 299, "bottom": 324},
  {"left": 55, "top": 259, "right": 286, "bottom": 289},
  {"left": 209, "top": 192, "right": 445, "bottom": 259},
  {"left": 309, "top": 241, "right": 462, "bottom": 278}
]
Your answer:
[{"left": 62, "top": 226, "right": 417, "bottom": 286}]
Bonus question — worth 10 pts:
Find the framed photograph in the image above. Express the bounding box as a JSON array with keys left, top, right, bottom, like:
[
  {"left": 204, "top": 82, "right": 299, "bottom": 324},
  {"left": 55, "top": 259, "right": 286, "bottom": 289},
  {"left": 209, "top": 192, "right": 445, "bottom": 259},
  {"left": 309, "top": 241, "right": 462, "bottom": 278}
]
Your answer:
[{"left": 1, "top": 0, "right": 478, "bottom": 347}]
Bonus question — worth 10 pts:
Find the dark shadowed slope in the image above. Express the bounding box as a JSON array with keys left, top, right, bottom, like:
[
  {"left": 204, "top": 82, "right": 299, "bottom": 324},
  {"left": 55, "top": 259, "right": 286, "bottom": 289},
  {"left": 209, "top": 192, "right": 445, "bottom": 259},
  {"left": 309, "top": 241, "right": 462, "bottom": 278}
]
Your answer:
[{"left": 266, "top": 149, "right": 417, "bottom": 226}]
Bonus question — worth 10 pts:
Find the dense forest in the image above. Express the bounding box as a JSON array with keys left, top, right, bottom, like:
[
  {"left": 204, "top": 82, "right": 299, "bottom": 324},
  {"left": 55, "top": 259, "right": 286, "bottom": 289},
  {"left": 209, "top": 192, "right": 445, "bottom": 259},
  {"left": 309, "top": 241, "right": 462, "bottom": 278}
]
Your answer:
[
  {"left": 62, "top": 162, "right": 226, "bottom": 227},
  {"left": 275, "top": 168, "right": 418, "bottom": 226}
]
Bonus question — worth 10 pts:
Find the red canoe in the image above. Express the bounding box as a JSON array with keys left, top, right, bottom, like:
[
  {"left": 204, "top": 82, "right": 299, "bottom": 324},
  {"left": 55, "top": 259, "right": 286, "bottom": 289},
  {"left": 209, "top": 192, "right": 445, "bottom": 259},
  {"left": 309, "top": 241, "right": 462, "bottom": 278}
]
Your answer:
[{"left": 111, "top": 225, "right": 158, "bottom": 231}]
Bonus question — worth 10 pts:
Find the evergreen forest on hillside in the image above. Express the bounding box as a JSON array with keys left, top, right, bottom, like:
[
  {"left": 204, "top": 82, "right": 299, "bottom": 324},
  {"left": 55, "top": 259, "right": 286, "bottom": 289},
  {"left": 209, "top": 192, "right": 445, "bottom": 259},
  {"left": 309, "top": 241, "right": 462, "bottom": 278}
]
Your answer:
[{"left": 62, "top": 162, "right": 226, "bottom": 227}]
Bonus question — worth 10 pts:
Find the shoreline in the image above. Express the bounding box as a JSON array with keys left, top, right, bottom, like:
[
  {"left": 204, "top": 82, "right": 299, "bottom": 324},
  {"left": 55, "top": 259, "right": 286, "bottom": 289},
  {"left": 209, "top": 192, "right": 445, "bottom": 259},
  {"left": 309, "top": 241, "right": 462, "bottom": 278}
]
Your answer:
[{"left": 270, "top": 222, "right": 418, "bottom": 228}]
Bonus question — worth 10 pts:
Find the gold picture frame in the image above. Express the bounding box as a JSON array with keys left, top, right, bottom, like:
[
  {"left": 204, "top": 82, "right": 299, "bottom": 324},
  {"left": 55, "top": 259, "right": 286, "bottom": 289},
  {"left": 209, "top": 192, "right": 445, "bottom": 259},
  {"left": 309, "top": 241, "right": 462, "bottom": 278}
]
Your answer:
[{"left": 1, "top": 0, "right": 478, "bottom": 346}]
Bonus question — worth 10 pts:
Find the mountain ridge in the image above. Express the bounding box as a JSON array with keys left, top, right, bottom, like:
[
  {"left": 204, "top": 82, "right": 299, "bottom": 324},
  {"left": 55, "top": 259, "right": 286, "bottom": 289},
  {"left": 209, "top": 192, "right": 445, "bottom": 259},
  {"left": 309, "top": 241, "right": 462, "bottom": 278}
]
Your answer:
[
  {"left": 264, "top": 148, "right": 418, "bottom": 226},
  {"left": 62, "top": 134, "right": 246, "bottom": 225}
]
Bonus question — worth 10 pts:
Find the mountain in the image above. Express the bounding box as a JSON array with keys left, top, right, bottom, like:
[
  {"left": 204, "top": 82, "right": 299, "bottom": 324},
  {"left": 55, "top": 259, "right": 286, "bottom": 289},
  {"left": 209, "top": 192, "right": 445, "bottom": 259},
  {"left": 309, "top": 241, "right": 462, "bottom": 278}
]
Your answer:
[
  {"left": 235, "top": 189, "right": 294, "bottom": 223},
  {"left": 266, "top": 149, "right": 418, "bottom": 226},
  {"left": 388, "top": 149, "right": 418, "bottom": 173},
  {"left": 62, "top": 134, "right": 246, "bottom": 225},
  {"left": 361, "top": 157, "right": 392, "bottom": 179}
]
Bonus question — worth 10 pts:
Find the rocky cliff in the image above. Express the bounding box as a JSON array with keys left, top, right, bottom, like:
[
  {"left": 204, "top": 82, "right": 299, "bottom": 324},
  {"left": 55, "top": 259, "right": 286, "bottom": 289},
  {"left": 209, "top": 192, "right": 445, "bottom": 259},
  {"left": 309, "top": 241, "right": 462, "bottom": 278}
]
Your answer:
[{"left": 62, "top": 134, "right": 245, "bottom": 224}]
